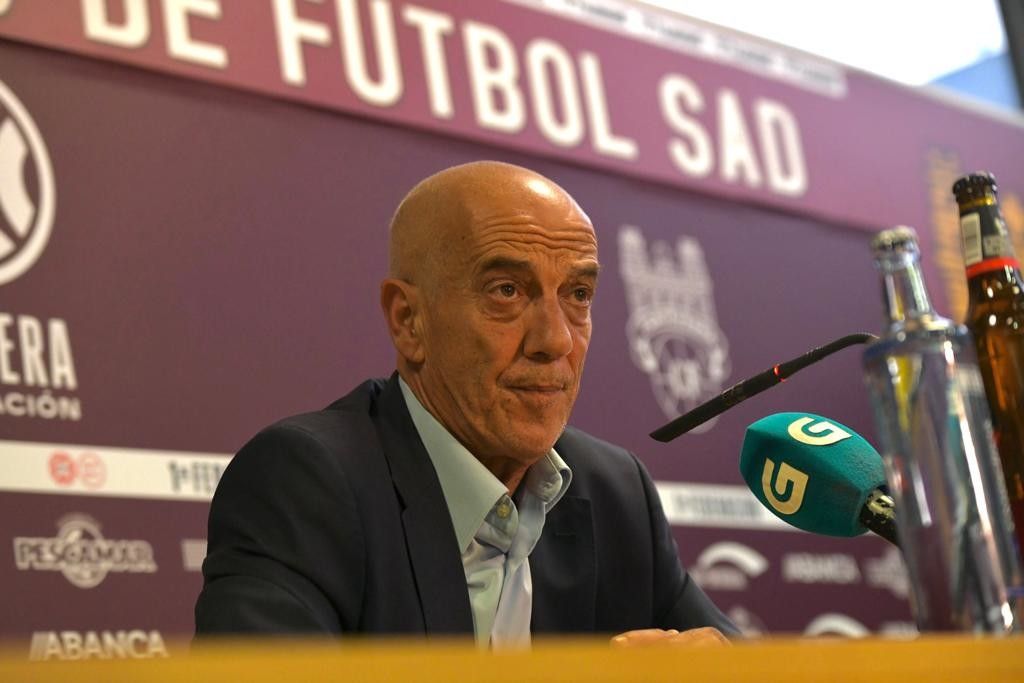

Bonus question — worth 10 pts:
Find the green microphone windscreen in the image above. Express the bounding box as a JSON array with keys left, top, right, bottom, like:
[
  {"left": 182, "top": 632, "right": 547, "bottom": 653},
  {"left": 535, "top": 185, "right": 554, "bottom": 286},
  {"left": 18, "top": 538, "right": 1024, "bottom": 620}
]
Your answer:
[{"left": 740, "top": 412, "right": 886, "bottom": 537}]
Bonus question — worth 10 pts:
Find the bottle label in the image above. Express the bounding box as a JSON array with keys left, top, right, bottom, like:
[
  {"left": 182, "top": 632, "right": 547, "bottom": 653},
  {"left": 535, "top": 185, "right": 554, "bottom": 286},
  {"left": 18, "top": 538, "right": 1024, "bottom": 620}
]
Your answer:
[
  {"left": 962, "top": 213, "right": 983, "bottom": 266},
  {"left": 961, "top": 206, "right": 1020, "bottom": 277}
]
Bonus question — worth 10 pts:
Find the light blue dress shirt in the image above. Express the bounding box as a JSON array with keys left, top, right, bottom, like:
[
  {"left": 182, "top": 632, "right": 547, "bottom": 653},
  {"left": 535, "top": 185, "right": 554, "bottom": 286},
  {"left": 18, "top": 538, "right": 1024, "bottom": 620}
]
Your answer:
[{"left": 399, "top": 379, "right": 572, "bottom": 647}]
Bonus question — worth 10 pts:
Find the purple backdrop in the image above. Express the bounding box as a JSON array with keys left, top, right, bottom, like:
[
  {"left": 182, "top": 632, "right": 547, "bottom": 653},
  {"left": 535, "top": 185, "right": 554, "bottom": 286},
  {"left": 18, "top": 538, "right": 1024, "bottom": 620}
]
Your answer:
[{"left": 2, "top": 0, "right": 1023, "bottom": 658}]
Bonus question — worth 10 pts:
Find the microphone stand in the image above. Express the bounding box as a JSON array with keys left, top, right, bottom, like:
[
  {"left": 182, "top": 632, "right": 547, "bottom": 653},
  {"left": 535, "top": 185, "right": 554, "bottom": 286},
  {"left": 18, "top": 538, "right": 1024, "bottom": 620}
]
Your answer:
[{"left": 650, "top": 333, "right": 878, "bottom": 442}]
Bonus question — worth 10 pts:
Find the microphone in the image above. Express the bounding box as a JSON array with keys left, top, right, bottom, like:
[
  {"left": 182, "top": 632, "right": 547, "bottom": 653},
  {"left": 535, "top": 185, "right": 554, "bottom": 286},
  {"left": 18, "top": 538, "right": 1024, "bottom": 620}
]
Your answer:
[
  {"left": 650, "top": 333, "right": 877, "bottom": 442},
  {"left": 740, "top": 412, "right": 899, "bottom": 546}
]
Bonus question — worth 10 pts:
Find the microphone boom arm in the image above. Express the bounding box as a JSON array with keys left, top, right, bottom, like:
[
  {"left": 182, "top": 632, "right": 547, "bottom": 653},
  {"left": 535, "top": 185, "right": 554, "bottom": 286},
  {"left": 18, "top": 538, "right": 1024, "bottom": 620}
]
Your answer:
[{"left": 650, "top": 333, "right": 878, "bottom": 442}]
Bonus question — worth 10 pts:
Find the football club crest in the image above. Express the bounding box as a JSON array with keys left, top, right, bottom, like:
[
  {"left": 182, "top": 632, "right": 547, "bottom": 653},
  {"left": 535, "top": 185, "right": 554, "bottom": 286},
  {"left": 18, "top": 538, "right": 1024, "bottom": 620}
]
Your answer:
[{"left": 618, "top": 226, "right": 731, "bottom": 432}]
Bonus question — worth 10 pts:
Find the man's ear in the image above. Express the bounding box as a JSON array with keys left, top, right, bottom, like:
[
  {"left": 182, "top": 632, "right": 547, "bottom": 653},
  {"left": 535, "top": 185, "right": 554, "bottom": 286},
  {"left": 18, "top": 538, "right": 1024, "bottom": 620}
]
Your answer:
[{"left": 380, "top": 278, "right": 426, "bottom": 364}]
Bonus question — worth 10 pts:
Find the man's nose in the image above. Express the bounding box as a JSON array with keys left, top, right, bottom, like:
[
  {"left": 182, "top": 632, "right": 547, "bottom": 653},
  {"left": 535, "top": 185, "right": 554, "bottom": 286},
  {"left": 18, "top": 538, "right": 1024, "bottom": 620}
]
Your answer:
[{"left": 523, "top": 295, "right": 574, "bottom": 360}]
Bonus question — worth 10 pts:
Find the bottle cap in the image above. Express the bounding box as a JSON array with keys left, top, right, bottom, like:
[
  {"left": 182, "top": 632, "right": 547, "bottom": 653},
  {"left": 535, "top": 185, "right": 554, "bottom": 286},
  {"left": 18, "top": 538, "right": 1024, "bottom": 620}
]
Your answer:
[
  {"left": 871, "top": 226, "right": 919, "bottom": 252},
  {"left": 952, "top": 172, "right": 997, "bottom": 202}
]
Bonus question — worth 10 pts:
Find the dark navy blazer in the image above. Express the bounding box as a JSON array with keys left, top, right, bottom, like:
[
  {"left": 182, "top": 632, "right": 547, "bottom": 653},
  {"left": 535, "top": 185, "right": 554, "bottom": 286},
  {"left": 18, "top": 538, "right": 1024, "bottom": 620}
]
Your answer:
[{"left": 195, "top": 374, "right": 737, "bottom": 637}]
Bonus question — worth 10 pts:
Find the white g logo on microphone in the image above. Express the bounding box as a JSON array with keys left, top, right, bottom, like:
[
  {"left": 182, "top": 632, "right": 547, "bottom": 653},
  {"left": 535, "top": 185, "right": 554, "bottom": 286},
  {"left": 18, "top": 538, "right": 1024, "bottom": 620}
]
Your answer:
[
  {"left": 787, "top": 416, "right": 851, "bottom": 446},
  {"left": 760, "top": 416, "right": 851, "bottom": 515},
  {"left": 761, "top": 459, "right": 809, "bottom": 515}
]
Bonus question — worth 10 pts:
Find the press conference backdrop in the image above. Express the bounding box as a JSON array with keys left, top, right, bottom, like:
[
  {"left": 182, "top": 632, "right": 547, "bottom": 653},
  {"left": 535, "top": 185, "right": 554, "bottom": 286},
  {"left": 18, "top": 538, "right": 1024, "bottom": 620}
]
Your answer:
[{"left": 1, "top": 0, "right": 1023, "bottom": 660}]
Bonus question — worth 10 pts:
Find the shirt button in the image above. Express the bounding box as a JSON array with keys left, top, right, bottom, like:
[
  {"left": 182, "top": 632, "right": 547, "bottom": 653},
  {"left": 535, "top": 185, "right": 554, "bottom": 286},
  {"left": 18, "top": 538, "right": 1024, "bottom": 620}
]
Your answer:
[{"left": 496, "top": 502, "right": 511, "bottom": 519}]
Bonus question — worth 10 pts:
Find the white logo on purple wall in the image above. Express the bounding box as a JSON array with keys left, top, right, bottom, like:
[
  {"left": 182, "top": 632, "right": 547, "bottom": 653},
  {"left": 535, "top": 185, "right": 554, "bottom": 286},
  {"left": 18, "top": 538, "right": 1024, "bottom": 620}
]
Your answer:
[
  {"left": 803, "top": 613, "right": 869, "bottom": 637},
  {"left": 29, "top": 629, "right": 169, "bottom": 660},
  {"left": 689, "top": 541, "right": 768, "bottom": 591},
  {"left": 13, "top": 514, "right": 157, "bottom": 588},
  {"left": 864, "top": 545, "right": 910, "bottom": 599},
  {"left": 0, "top": 79, "right": 55, "bottom": 286},
  {"left": 618, "top": 226, "right": 730, "bottom": 431}
]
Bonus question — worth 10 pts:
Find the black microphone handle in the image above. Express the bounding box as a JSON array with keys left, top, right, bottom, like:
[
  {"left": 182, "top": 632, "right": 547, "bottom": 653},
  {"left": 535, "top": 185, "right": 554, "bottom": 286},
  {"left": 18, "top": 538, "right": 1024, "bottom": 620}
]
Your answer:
[
  {"left": 859, "top": 489, "right": 900, "bottom": 547},
  {"left": 648, "top": 369, "right": 780, "bottom": 441},
  {"left": 650, "top": 332, "right": 878, "bottom": 442}
]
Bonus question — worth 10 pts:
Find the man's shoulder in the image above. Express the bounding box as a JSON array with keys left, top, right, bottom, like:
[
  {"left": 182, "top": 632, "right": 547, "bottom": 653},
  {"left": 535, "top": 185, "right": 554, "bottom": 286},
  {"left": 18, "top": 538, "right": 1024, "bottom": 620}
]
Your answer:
[
  {"left": 264, "top": 377, "right": 388, "bottom": 442},
  {"left": 232, "top": 377, "right": 402, "bottom": 472}
]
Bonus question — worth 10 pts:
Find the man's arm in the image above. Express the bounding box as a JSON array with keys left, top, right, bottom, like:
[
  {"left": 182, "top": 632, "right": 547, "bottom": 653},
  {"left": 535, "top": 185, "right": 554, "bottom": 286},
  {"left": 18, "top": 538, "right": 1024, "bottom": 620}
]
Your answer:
[
  {"left": 195, "top": 425, "right": 365, "bottom": 635},
  {"left": 634, "top": 455, "right": 741, "bottom": 637}
]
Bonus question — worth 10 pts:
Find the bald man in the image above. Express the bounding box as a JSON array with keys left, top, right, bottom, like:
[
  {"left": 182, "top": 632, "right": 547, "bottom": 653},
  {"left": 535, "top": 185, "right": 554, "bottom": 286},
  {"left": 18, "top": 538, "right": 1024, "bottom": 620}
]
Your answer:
[{"left": 195, "top": 162, "right": 737, "bottom": 646}]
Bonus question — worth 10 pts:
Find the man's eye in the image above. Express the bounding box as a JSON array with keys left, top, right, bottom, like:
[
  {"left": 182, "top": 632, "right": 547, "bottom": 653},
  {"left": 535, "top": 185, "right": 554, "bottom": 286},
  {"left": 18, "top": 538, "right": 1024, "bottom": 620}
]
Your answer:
[
  {"left": 573, "top": 288, "right": 592, "bottom": 303},
  {"left": 498, "top": 284, "right": 517, "bottom": 298}
]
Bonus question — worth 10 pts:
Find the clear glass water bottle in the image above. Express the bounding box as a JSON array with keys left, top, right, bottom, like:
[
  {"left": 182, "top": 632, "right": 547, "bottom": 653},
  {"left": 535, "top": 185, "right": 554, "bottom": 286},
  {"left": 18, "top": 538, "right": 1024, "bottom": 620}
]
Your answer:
[{"left": 862, "top": 226, "right": 1022, "bottom": 633}]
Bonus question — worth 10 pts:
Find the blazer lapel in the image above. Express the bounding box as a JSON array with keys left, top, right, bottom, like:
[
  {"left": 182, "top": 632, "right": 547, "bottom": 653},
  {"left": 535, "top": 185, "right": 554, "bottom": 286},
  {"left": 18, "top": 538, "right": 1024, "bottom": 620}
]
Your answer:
[
  {"left": 530, "top": 495, "right": 596, "bottom": 633},
  {"left": 373, "top": 374, "right": 474, "bottom": 635}
]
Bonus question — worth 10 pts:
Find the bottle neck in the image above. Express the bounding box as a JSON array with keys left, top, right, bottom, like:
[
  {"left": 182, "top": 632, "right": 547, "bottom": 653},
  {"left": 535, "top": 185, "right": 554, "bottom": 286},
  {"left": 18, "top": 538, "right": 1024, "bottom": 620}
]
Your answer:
[
  {"left": 876, "top": 249, "right": 938, "bottom": 326},
  {"left": 959, "top": 199, "right": 1022, "bottom": 280}
]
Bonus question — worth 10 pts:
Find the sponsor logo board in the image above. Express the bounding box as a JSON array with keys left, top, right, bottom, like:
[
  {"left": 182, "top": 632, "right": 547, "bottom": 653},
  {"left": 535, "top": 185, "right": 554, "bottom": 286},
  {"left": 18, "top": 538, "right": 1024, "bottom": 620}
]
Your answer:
[
  {"left": 878, "top": 622, "right": 918, "bottom": 636},
  {"left": 864, "top": 546, "right": 910, "bottom": 599},
  {"left": 13, "top": 513, "right": 156, "bottom": 588},
  {"left": 0, "top": 313, "right": 81, "bottom": 423},
  {"left": 28, "top": 629, "right": 168, "bottom": 660},
  {"left": 0, "top": 81, "right": 85, "bottom": 425},
  {"left": 655, "top": 481, "right": 792, "bottom": 530},
  {"left": 504, "top": 0, "right": 847, "bottom": 98},
  {"left": 690, "top": 541, "right": 768, "bottom": 591},
  {"left": 0, "top": 440, "right": 230, "bottom": 500},
  {"left": 782, "top": 552, "right": 862, "bottom": 585},
  {"left": 803, "top": 613, "right": 869, "bottom": 637},
  {"left": 48, "top": 450, "right": 106, "bottom": 489}
]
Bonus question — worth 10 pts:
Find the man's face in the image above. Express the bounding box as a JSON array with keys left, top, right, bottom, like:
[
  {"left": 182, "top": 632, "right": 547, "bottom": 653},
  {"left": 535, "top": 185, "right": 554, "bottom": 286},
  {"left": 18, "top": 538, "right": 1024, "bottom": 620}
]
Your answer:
[{"left": 416, "top": 181, "right": 599, "bottom": 467}]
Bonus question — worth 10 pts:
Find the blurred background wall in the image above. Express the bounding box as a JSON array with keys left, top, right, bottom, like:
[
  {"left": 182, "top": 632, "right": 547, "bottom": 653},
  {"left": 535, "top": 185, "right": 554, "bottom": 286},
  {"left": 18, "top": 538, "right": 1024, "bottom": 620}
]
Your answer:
[{"left": 1, "top": 0, "right": 1022, "bottom": 659}]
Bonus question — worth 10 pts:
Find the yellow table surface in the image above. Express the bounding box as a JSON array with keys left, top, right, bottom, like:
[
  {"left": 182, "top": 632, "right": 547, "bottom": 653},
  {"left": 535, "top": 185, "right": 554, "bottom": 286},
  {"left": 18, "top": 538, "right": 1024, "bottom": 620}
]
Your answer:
[{"left": 1, "top": 635, "right": 1023, "bottom": 682}]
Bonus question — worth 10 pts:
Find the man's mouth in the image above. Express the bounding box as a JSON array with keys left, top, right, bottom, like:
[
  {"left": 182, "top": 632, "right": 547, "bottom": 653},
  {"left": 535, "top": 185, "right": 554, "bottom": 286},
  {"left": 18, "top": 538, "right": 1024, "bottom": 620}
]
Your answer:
[{"left": 507, "top": 381, "right": 568, "bottom": 393}]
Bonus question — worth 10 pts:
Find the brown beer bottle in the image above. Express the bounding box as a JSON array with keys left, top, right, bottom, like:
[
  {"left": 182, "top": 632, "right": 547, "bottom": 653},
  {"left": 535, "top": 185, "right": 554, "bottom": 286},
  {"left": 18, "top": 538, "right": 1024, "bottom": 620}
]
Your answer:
[{"left": 953, "top": 171, "right": 1024, "bottom": 553}]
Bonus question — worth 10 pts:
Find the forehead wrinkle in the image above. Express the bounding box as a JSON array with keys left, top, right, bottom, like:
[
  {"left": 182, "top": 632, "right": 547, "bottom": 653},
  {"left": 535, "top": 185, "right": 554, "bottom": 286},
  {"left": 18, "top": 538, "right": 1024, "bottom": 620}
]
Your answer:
[
  {"left": 470, "top": 238, "right": 599, "bottom": 276},
  {"left": 475, "top": 212, "right": 593, "bottom": 232},
  {"left": 472, "top": 224, "right": 598, "bottom": 252},
  {"left": 473, "top": 252, "right": 599, "bottom": 272},
  {"left": 470, "top": 245, "right": 600, "bottom": 286}
]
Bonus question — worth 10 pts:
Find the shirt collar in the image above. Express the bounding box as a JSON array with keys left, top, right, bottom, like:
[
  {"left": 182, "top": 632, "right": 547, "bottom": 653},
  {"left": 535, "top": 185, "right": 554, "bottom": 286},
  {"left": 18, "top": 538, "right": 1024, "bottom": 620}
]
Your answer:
[
  {"left": 521, "top": 447, "right": 571, "bottom": 511},
  {"left": 399, "top": 378, "right": 572, "bottom": 551}
]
